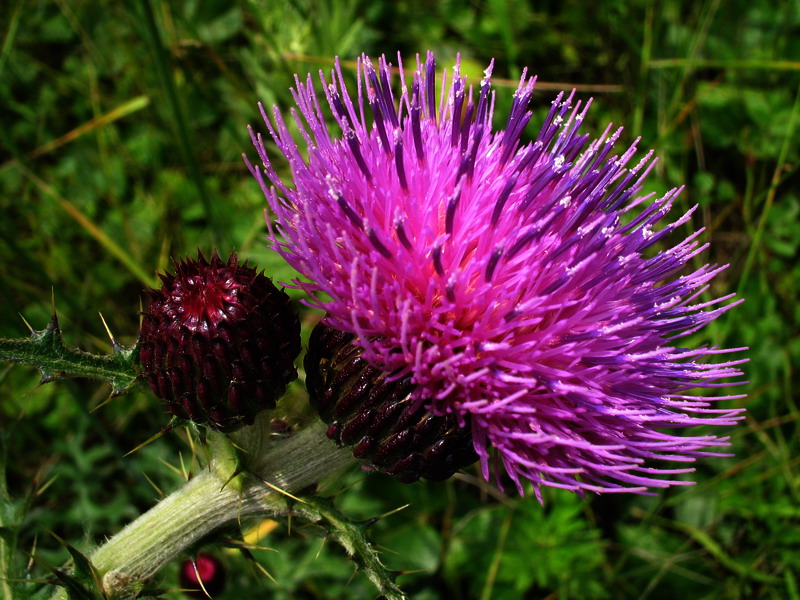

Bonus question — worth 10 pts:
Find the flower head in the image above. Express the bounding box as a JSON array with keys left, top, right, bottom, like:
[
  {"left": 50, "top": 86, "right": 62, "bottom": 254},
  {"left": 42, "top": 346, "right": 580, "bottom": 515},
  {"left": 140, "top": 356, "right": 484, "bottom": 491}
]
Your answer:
[
  {"left": 246, "top": 52, "right": 745, "bottom": 498},
  {"left": 138, "top": 251, "right": 301, "bottom": 432}
]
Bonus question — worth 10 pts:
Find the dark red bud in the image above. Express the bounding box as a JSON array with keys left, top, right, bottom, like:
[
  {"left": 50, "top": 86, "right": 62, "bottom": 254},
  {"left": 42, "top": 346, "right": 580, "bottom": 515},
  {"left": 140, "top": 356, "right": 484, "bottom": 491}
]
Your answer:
[
  {"left": 304, "top": 323, "right": 478, "bottom": 483},
  {"left": 139, "top": 251, "right": 301, "bottom": 432}
]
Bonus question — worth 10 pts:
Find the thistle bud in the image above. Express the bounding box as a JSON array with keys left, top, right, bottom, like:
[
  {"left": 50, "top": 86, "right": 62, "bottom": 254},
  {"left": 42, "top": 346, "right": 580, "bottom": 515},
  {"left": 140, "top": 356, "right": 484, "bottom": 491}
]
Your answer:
[
  {"left": 305, "top": 323, "right": 478, "bottom": 483},
  {"left": 138, "top": 251, "right": 300, "bottom": 432}
]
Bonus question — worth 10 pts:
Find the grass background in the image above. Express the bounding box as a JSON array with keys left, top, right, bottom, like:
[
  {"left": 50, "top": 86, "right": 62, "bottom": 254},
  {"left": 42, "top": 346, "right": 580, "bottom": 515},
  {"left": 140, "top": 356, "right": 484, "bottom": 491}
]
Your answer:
[{"left": 1, "top": 0, "right": 798, "bottom": 598}]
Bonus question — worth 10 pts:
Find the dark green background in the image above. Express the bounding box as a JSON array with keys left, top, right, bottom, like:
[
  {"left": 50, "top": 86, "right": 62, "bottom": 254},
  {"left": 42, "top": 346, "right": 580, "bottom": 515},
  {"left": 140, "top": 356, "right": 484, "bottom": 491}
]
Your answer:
[{"left": 1, "top": 1, "right": 798, "bottom": 598}]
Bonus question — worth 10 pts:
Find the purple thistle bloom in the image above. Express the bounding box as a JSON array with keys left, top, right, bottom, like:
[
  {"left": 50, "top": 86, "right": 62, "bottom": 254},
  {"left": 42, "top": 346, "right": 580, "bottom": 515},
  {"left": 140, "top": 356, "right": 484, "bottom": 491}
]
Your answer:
[{"left": 246, "top": 52, "right": 746, "bottom": 499}]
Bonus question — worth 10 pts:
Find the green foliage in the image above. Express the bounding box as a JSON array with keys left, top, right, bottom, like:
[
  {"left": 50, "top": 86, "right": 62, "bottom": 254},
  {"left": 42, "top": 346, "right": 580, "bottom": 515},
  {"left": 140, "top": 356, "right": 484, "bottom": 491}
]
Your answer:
[
  {"left": 0, "top": 0, "right": 797, "bottom": 598},
  {"left": 1, "top": 432, "right": 28, "bottom": 600},
  {"left": 443, "top": 494, "right": 608, "bottom": 599}
]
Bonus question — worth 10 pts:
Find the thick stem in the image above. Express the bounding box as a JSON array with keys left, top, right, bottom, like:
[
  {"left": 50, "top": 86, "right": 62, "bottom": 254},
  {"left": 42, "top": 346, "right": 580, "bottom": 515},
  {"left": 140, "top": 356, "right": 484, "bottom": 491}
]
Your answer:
[
  {"left": 51, "top": 421, "right": 356, "bottom": 600},
  {"left": 94, "top": 468, "right": 266, "bottom": 591}
]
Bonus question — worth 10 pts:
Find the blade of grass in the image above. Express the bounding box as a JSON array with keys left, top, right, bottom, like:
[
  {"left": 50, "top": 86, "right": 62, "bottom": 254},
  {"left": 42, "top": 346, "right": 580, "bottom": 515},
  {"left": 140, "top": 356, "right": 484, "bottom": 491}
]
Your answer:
[
  {"left": 487, "top": 0, "right": 518, "bottom": 74},
  {"left": 632, "top": 0, "right": 655, "bottom": 137},
  {"left": 787, "top": 570, "right": 800, "bottom": 600},
  {"left": 665, "top": 0, "right": 721, "bottom": 120},
  {"left": 480, "top": 506, "right": 514, "bottom": 600},
  {"left": 0, "top": 96, "right": 150, "bottom": 172},
  {"left": 649, "top": 58, "right": 800, "bottom": 71},
  {"left": 138, "top": 0, "right": 227, "bottom": 245},
  {"left": 15, "top": 162, "right": 157, "bottom": 288},
  {"left": 633, "top": 508, "right": 782, "bottom": 585},
  {"left": 0, "top": 0, "right": 24, "bottom": 77},
  {"left": 738, "top": 80, "right": 800, "bottom": 291},
  {"left": 1, "top": 430, "right": 16, "bottom": 600}
]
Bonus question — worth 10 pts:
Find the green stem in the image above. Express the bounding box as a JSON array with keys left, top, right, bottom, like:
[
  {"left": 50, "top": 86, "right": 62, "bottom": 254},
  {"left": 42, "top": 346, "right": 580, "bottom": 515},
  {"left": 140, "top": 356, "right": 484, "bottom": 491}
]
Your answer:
[
  {"left": 93, "top": 469, "right": 259, "bottom": 582},
  {"left": 50, "top": 421, "right": 357, "bottom": 600}
]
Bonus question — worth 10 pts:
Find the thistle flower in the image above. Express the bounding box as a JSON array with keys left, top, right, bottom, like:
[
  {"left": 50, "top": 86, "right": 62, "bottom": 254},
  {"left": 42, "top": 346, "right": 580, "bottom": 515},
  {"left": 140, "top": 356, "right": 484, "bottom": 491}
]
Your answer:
[
  {"left": 138, "top": 251, "right": 301, "bottom": 432},
  {"left": 246, "top": 52, "right": 745, "bottom": 498}
]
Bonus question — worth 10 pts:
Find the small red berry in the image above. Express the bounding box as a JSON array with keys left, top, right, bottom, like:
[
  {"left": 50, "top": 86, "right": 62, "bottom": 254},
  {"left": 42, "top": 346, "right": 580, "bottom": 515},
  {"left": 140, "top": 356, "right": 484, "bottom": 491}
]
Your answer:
[
  {"left": 178, "top": 553, "right": 225, "bottom": 598},
  {"left": 139, "top": 251, "right": 301, "bottom": 432}
]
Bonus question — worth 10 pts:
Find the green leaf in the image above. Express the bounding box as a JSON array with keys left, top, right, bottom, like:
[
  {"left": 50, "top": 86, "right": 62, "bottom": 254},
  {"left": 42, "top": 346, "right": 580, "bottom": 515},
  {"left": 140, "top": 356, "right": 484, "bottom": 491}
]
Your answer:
[
  {"left": 50, "top": 535, "right": 103, "bottom": 598},
  {"left": 0, "top": 431, "right": 28, "bottom": 600},
  {"left": 444, "top": 495, "right": 608, "bottom": 599},
  {"left": 32, "top": 538, "right": 105, "bottom": 600},
  {"left": 0, "top": 312, "right": 139, "bottom": 396},
  {"left": 48, "top": 570, "right": 98, "bottom": 600}
]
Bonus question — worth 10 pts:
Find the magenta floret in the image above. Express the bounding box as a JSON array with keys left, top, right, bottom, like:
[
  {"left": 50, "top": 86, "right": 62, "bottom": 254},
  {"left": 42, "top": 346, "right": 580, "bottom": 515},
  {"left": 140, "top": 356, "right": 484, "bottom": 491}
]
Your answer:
[{"left": 246, "top": 52, "right": 746, "bottom": 499}]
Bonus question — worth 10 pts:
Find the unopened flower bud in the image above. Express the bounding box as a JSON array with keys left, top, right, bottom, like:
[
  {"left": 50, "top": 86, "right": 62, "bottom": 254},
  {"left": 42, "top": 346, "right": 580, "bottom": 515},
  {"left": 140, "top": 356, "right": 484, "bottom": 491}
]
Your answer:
[
  {"left": 138, "top": 251, "right": 300, "bottom": 432},
  {"left": 305, "top": 323, "right": 478, "bottom": 483}
]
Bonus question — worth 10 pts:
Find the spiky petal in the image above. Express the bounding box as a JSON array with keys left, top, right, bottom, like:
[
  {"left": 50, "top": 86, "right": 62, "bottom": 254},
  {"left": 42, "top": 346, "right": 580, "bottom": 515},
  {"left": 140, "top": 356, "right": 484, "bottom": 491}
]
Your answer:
[{"left": 246, "top": 52, "right": 746, "bottom": 498}]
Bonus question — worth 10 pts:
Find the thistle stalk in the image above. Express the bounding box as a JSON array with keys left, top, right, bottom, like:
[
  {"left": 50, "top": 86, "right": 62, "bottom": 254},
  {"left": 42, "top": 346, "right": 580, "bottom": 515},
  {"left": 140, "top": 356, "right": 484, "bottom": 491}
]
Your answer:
[{"left": 50, "top": 421, "right": 358, "bottom": 600}]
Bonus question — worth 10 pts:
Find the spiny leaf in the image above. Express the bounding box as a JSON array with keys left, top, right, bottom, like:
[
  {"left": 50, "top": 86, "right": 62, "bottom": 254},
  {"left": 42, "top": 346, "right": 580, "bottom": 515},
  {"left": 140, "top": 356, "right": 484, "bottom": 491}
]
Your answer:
[
  {"left": 48, "top": 570, "right": 98, "bottom": 600},
  {"left": 23, "top": 531, "right": 109, "bottom": 600},
  {"left": 0, "top": 311, "right": 139, "bottom": 396},
  {"left": 49, "top": 533, "right": 104, "bottom": 597},
  {"left": 294, "top": 495, "right": 408, "bottom": 600},
  {"left": 27, "top": 553, "right": 102, "bottom": 600}
]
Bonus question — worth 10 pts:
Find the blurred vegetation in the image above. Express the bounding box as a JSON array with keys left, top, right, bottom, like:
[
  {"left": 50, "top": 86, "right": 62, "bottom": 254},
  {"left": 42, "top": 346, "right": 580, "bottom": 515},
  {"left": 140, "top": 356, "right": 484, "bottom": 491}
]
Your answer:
[{"left": 1, "top": 0, "right": 798, "bottom": 598}]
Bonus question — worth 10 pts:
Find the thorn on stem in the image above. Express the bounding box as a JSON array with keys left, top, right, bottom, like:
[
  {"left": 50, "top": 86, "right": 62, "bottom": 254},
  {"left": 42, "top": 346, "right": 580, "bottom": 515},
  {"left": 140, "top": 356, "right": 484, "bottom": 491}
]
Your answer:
[
  {"left": 99, "top": 312, "right": 115, "bottom": 345},
  {"left": 124, "top": 421, "right": 175, "bottom": 457},
  {"left": 18, "top": 312, "right": 34, "bottom": 333}
]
